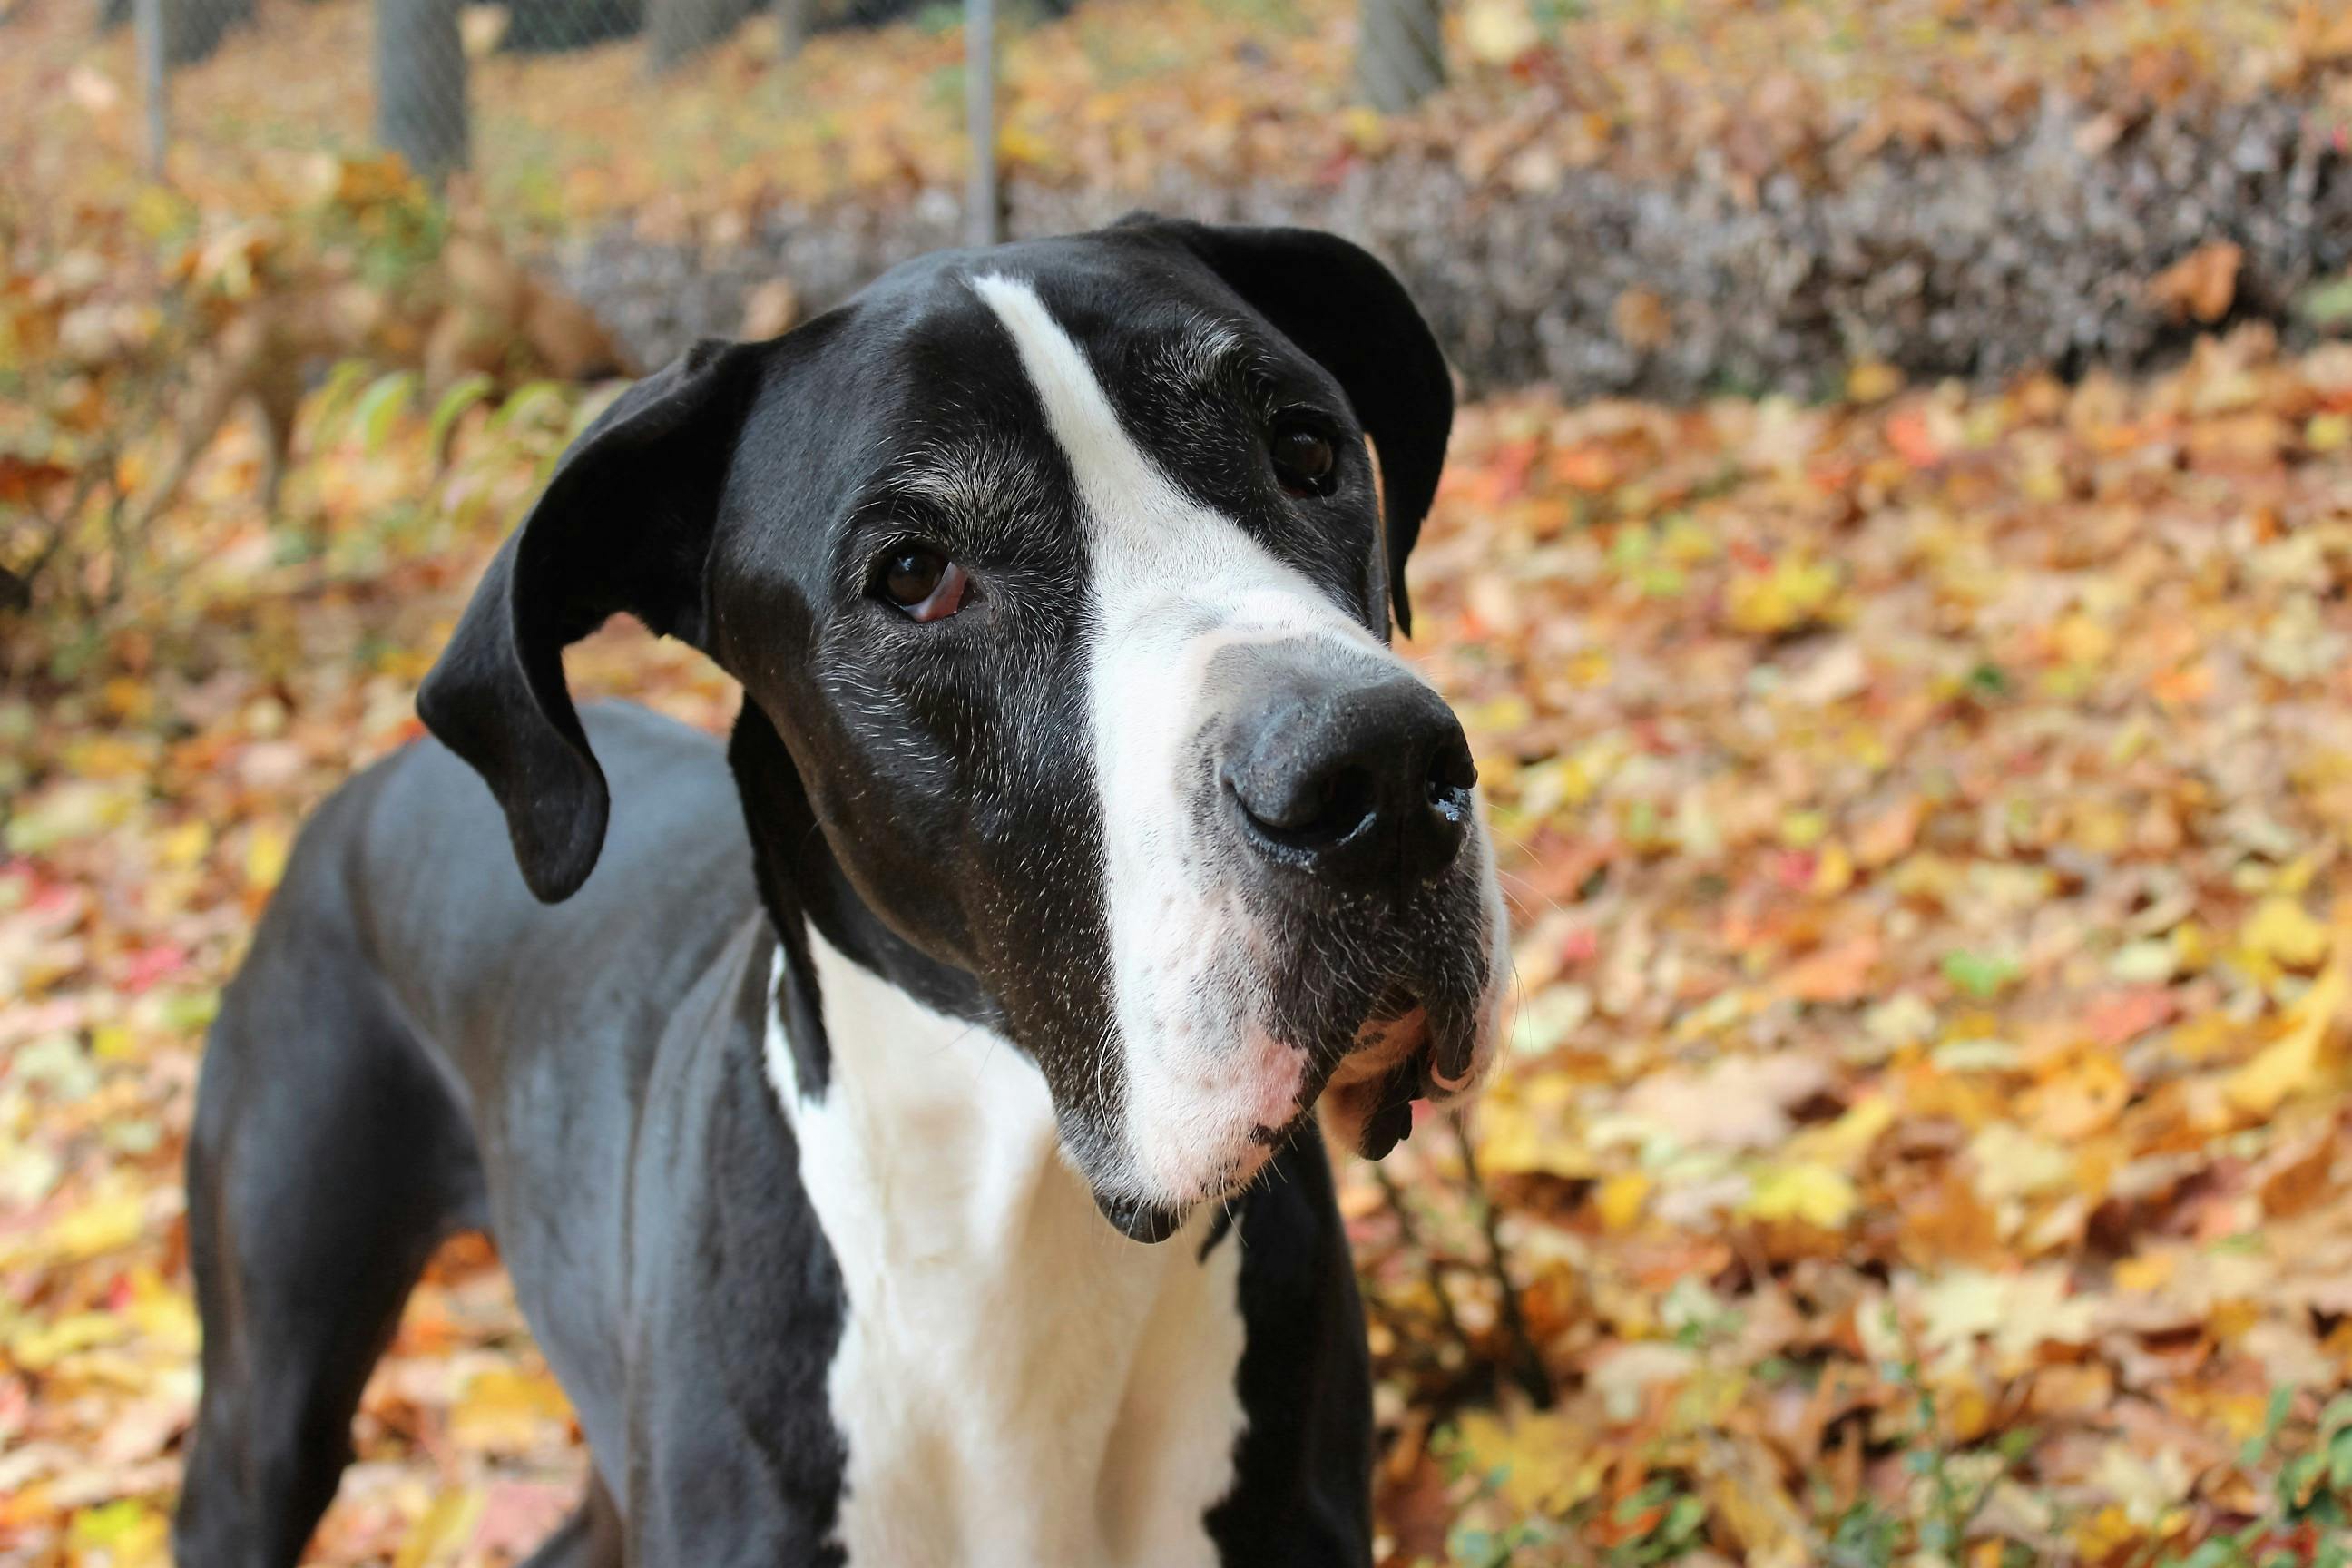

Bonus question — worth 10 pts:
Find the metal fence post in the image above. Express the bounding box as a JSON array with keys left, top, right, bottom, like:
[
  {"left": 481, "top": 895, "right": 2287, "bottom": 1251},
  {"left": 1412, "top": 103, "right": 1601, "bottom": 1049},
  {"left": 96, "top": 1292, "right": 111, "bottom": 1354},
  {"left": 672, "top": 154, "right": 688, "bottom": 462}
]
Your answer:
[
  {"left": 1357, "top": 0, "right": 1444, "bottom": 112},
  {"left": 965, "top": 0, "right": 997, "bottom": 249},
  {"left": 376, "top": 0, "right": 471, "bottom": 188},
  {"left": 134, "top": 0, "right": 168, "bottom": 177}
]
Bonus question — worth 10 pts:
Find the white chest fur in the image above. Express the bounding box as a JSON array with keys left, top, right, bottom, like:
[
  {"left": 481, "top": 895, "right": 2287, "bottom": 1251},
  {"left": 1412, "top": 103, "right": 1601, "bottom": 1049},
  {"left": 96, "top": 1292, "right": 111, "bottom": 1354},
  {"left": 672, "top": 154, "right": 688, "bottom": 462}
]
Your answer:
[{"left": 762, "top": 930, "right": 1249, "bottom": 1568}]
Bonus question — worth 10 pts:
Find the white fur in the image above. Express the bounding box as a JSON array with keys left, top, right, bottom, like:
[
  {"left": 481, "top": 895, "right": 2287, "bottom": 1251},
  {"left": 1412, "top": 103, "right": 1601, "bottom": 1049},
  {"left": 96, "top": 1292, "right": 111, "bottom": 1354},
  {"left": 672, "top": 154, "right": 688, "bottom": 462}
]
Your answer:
[
  {"left": 970, "top": 273, "right": 1451, "bottom": 1207},
  {"left": 765, "top": 931, "right": 1248, "bottom": 1568}
]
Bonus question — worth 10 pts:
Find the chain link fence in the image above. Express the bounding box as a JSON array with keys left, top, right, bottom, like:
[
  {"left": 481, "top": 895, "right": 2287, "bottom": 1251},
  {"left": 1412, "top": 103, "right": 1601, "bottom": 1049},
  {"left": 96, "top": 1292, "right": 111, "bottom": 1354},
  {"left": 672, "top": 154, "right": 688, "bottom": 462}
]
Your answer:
[
  {"left": 116, "top": 0, "right": 1450, "bottom": 240},
  {"left": 22, "top": 0, "right": 2335, "bottom": 412}
]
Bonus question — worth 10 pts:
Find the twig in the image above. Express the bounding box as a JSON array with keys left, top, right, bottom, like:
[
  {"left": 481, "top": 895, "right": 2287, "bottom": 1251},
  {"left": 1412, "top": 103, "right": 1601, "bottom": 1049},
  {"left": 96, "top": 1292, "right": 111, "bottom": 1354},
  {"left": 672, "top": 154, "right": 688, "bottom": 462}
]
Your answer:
[
  {"left": 1371, "top": 1156, "right": 1467, "bottom": 1351},
  {"left": 3, "top": 447, "right": 119, "bottom": 612},
  {"left": 1449, "top": 1111, "right": 1553, "bottom": 1409}
]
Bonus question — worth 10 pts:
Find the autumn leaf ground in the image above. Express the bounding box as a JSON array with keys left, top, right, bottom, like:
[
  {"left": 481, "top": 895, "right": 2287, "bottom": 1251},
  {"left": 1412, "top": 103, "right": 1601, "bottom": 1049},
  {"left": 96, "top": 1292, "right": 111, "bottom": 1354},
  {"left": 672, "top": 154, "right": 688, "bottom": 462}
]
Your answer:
[
  {"left": 14, "top": 314, "right": 2352, "bottom": 1564},
  {"left": 10, "top": 1, "right": 2352, "bottom": 1554}
]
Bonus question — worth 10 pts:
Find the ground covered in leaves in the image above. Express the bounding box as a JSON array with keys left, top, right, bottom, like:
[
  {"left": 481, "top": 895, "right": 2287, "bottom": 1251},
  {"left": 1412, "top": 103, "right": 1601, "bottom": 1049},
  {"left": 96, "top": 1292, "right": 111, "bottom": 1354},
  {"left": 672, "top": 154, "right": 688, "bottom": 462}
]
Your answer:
[{"left": 13, "top": 319, "right": 2352, "bottom": 1564}]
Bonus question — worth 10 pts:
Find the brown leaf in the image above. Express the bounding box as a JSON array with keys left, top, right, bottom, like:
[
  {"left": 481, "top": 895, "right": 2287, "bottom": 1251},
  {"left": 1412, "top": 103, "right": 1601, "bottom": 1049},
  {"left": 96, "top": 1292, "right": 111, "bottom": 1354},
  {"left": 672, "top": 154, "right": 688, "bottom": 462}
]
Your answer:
[
  {"left": 2148, "top": 241, "right": 2243, "bottom": 325},
  {"left": 1611, "top": 287, "right": 1673, "bottom": 353},
  {"left": 741, "top": 278, "right": 803, "bottom": 341}
]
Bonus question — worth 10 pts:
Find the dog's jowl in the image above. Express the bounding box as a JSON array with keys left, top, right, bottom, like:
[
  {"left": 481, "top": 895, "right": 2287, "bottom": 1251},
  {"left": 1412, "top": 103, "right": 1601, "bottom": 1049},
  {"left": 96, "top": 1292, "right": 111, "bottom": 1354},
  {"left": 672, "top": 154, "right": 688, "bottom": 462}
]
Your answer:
[{"left": 176, "top": 216, "right": 1507, "bottom": 1568}]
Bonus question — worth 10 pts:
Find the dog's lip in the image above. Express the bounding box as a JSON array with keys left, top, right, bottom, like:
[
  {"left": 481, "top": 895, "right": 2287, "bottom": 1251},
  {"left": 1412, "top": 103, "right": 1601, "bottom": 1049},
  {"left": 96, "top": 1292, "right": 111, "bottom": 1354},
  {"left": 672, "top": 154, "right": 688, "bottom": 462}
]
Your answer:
[
  {"left": 1329, "top": 1008, "right": 1429, "bottom": 1089},
  {"left": 1093, "top": 1190, "right": 1189, "bottom": 1245},
  {"left": 1096, "top": 1004, "right": 1478, "bottom": 1237},
  {"left": 1319, "top": 1007, "right": 1440, "bottom": 1161}
]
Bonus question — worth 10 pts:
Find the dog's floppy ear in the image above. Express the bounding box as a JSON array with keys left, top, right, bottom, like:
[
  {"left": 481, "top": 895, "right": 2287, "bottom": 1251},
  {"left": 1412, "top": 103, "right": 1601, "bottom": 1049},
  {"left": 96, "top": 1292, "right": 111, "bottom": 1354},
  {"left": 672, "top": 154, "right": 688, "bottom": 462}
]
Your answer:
[
  {"left": 417, "top": 337, "right": 771, "bottom": 903},
  {"left": 1136, "top": 216, "right": 1454, "bottom": 635}
]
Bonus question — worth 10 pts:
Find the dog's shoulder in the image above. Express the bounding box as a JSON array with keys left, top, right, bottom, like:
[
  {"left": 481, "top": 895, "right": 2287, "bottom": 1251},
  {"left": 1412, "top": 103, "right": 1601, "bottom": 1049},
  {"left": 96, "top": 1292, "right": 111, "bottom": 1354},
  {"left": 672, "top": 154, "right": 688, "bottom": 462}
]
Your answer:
[
  {"left": 265, "top": 699, "right": 754, "bottom": 1044},
  {"left": 368, "top": 698, "right": 738, "bottom": 887}
]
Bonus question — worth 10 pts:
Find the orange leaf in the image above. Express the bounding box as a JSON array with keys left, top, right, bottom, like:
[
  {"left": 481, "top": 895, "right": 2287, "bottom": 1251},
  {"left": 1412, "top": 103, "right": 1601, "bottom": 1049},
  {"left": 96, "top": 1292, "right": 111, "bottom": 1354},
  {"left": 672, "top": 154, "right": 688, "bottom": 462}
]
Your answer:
[{"left": 2147, "top": 241, "right": 2243, "bottom": 324}]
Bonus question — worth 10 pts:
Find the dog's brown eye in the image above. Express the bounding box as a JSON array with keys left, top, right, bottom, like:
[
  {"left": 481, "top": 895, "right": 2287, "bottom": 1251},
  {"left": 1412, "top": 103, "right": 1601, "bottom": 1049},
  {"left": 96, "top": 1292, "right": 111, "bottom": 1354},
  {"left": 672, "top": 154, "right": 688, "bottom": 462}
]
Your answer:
[
  {"left": 880, "top": 549, "right": 968, "bottom": 622},
  {"left": 1270, "top": 425, "right": 1336, "bottom": 496}
]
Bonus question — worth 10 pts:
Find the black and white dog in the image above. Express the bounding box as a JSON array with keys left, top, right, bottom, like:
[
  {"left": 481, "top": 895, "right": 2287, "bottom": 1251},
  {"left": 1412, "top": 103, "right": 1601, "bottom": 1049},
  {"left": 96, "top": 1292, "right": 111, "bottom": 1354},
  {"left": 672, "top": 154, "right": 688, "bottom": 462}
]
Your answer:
[{"left": 175, "top": 216, "right": 1506, "bottom": 1567}]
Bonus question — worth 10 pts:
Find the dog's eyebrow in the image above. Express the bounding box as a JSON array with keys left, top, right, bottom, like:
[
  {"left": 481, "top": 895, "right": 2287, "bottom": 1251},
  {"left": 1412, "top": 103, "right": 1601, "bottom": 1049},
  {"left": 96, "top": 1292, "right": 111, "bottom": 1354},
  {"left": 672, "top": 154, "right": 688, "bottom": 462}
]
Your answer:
[
  {"left": 871, "top": 439, "right": 1052, "bottom": 522},
  {"left": 1156, "top": 318, "right": 1251, "bottom": 393}
]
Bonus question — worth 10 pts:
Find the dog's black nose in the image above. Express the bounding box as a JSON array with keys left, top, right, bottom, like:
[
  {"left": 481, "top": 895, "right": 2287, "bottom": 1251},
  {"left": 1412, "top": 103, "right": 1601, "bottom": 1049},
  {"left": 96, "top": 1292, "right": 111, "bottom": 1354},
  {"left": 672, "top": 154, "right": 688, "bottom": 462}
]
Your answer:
[{"left": 1223, "top": 677, "right": 1477, "bottom": 887}]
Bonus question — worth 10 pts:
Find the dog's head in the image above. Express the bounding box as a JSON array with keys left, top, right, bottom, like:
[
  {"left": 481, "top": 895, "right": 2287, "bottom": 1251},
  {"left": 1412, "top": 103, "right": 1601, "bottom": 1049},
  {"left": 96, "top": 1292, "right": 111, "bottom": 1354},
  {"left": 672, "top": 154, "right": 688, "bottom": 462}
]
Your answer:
[{"left": 420, "top": 217, "right": 1506, "bottom": 1240}]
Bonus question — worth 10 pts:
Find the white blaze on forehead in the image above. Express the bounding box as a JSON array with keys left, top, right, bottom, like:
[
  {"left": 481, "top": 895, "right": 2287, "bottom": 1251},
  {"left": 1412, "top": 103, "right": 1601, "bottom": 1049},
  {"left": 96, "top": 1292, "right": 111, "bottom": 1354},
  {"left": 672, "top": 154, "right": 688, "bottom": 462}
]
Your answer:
[
  {"left": 969, "top": 274, "right": 1183, "bottom": 537},
  {"left": 972, "top": 271, "right": 1400, "bottom": 1204}
]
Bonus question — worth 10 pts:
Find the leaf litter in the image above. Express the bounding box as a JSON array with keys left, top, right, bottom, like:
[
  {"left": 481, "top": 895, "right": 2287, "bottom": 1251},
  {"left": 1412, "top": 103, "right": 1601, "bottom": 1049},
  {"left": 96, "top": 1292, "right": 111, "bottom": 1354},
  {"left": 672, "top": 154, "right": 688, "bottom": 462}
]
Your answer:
[{"left": 9, "top": 64, "right": 2352, "bottom": 1565}]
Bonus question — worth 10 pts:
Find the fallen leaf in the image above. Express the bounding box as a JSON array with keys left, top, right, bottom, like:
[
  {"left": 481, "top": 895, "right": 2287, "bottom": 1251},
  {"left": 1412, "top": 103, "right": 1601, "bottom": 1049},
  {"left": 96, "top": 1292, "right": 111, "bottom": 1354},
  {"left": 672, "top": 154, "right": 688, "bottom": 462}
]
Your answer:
[{"left": 2149, "top": 241, "right": 2243, "bottom": 325}]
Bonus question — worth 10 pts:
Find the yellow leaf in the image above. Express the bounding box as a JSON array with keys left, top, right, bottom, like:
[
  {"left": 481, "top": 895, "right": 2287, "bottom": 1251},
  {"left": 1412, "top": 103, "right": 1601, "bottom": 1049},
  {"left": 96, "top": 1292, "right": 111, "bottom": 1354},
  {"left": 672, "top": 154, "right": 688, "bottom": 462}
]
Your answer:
[
  {"left": 1596, "top": 1171, "right": 1650, "bottom": 1230},
  {"left": 2244, "top": 896, "right": 2329, "bottom": 970},
  {"left": 393, "top": 1485, "right": 485, "bottom": 1568},
  {"left": 65, "top": 1499, "right": 170, "bottom": 1568},
  {"left": 125, "top": 1268, "right": 200, "bottom": 1357},
  {"left": 128, "top": 184, "right": 186, "bottom": 240},
  {"left": 1459, "top": 693, "right": 1534, "bottom": 739},
  {"left": 1699, "top": 1436, "right": 1810, "bottom": 1567},
  {"left": 2228, "top": 958, "right": 2346, "bottom": 1115},
  {"left": 1786, "top": 1093, "right": 1894, "bottom": 1171},
  {"left": 1338, "top": 106, "right": 1387, "bottom": 152},
  {"left": 64, "top": 734, "right": 152, "bottom": 778},
  {"left": 2021, "top": 458, "right": 2068, "bottom": 503},
  {"left": 1450, "top": 1406, "right": 1605, "bottom": 1515},
  {"left": 101, "top": 676, "right": 153, "bottom": 720},
  {"left": 244, "top": 824, "right": 291, "bottom": 896},
  {"left": 162, "top": 820, "right": 212, "bottom": 867},
  {"left": 1725, "top": 555, "right": 1847, "bottom": 636},
  {"left": 41, "top": 1190, "right": 147, "bottom": 1265},
  {"left": 995, "top": 123, "right": 1054, "bottom": 168},
  {"left": 1463, "top": 0, "right": 1539, "bottom": 64},
  {"left": 448, "top": 1366, "right": 573, "bottom": 1454},
  {"left": 90, "top": 1023, "right": 139, "bottom": 1062},
  {"left": 1742, "top": 1162, "right": 1858, "bottom": 1230},
  {"left": 1846, "top": 359, "right": 1902, "bottom": 403},
  {"left": 2230, "top": 901, "right": 2352, "bottom": 1114},
  {"left": 2113, "top": 1251, "right": 2175, "bottom": 1295},
  {"left": 2053, "top": 612, "right": 2113, "bottom": 665},
  {"left": 5, "top": 779, "right": 138, "bottom": 854},
  {"left": 2070, "top": 1504, "right": 2145, "bottom": 1561},
  {"left": 9, "top": 1310, "right": 130, "bottom": 1372},
  {"left": 1610, "top": 288, "right": 1672, "bottom": 352},
  {"left": 1475, "top": 1095, "right": 1593, "bottom": 1180},
  {"left": 1779, "top": 808, "right": 1828, "bottom": 849}
]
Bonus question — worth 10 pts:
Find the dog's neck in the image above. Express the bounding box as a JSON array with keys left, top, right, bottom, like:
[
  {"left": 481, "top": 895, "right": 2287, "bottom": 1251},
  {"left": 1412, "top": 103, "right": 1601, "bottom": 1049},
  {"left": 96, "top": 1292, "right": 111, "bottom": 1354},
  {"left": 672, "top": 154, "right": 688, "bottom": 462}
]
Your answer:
[
  {"left": 732, "top": 703, "right": 1252, "bottom": 1559},
  {"left": 756, "top": 893, "right": 1250, "bottom": 1565},
  {"left": 727, "top": 703, "right": 992, "bottom": 1095}
]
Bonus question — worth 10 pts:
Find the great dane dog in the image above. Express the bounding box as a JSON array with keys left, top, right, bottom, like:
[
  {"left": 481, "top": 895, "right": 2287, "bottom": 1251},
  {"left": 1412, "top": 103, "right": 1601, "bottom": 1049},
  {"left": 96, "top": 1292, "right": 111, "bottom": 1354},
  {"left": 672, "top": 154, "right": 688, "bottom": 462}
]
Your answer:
[{"left": 175, "top": 215, "right": 1507, "bottom": 1567}]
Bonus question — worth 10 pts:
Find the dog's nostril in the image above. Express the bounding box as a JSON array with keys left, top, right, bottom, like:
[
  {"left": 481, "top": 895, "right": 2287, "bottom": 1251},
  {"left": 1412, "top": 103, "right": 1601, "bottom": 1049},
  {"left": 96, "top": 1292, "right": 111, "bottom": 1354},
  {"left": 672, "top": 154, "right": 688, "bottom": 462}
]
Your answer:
[
  {"left": 1224, "top": 675, "right": 1476, "bottom": 884},
  {"left": 1236, "top": 763, "right": 1378, "bottom": 848},
  {"left": 1425, "top": 738, "right": 1477, "bottom": 813},
  {"left": 1301, "top": 765, "right": 1377, "bottom": 841}
]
